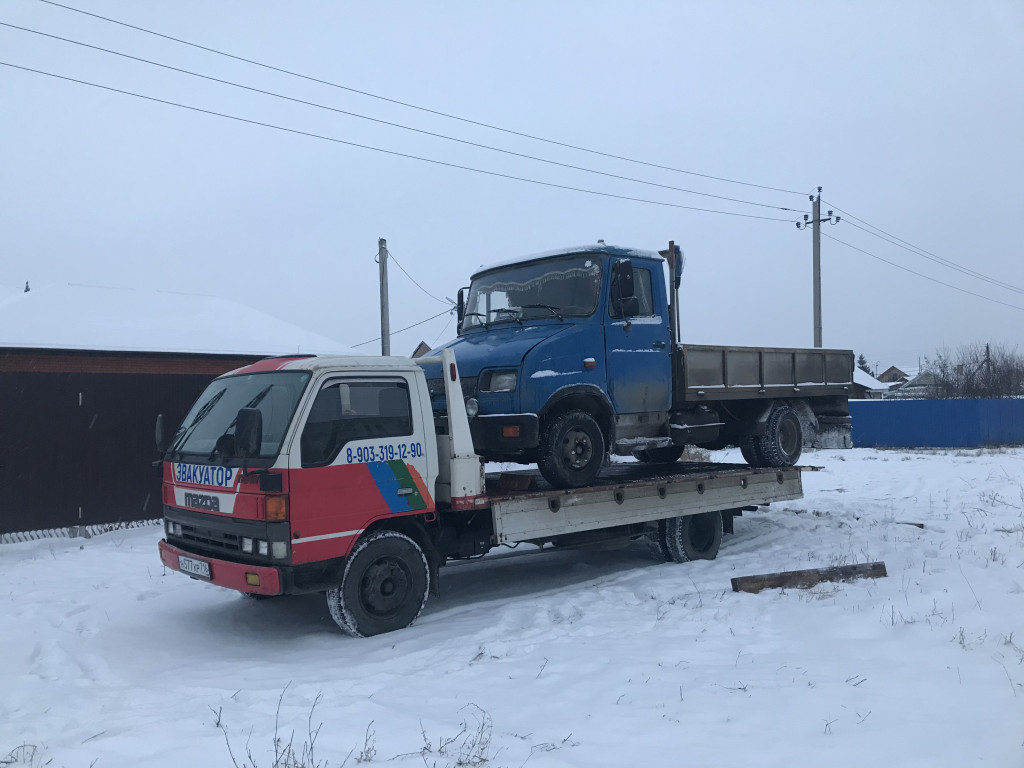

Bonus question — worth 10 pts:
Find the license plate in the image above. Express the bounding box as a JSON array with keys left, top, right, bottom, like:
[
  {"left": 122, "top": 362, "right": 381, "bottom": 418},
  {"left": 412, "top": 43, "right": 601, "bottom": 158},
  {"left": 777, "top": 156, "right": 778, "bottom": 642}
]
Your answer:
[{"left": 178, "top": 555, "right": 211, "bottom": 580}]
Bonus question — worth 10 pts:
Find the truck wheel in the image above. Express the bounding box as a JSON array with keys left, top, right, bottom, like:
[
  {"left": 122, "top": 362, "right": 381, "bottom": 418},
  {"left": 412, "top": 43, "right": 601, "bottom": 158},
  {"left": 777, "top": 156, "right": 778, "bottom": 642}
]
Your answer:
[
  {"left": 739, "top": 436, "right": 763, "bottom": 466},
  {"left": 663, "top": 511, "right": 723, "bottom": 562},
  {"left": 633, "top": 445, "right": 685, "bottom": 464},
  {"left": 326, "top": 530, "right": 430, "bottom": 638},
  {"left": 538, "top": 410, "right": 606, "bottom": 488},
  {"left": 755, "top": 405, "right": 802, "bottom": 467},
  {"left": 642, "top": 520, "right": 670, "bottom": 562}
]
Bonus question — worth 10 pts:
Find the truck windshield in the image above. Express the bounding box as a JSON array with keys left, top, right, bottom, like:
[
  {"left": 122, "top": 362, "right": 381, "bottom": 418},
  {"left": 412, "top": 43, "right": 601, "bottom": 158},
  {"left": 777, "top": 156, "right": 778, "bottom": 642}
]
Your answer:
[
  {"left": 462, "top": 255, "right": 602, "bottom": 331},
  {"left": 169, "top": 371, "right": 311, "bottom": 463}
]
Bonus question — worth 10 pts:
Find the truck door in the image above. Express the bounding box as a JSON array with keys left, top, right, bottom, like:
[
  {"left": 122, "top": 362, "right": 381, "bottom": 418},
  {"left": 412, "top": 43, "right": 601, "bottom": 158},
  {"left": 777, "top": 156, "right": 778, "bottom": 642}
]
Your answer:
[
  {"left": 287, "top": 374, "right": 433, "bottom": 562},
  {"left": 604, "top": 263, "right": 672, "bottom": 414}
]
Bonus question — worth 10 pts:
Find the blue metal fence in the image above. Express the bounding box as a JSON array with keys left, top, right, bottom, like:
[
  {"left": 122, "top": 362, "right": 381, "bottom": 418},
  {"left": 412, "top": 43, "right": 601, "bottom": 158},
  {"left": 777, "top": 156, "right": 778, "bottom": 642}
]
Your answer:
[{"left": 850, "top": 399, "right": 1024, "bottom": 448}]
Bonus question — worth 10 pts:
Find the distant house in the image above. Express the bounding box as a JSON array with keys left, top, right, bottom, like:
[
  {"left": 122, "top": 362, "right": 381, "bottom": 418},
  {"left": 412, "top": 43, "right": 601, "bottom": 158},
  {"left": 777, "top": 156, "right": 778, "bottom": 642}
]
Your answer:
[
  {"left": 877, "top": 366, "right": 909, "bottom": 384},
  {"left": 0, "top": 283, "right": 356, "bottom": 536},
  {"left": 852, "top": 368, "right": 889, "bottom": 399},
  {"left": 892, "top": 371, "right": 941, "bottom": 399},
  {"left": 410, "top": 341, "right": 432, "bottom": 358}
]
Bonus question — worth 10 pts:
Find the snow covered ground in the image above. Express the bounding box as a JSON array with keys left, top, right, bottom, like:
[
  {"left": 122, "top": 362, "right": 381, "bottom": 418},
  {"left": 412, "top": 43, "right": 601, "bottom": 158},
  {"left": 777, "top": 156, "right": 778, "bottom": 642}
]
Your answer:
[{"left": 3, "top": 448, "right": 1023, "bottom": 767}]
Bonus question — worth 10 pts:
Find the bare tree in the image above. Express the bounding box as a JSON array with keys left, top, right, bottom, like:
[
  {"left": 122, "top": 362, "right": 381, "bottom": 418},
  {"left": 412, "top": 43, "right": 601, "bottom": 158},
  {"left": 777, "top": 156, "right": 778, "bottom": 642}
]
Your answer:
[{"left": 922, "top": 343, "right": 1024, "bottom": 399}]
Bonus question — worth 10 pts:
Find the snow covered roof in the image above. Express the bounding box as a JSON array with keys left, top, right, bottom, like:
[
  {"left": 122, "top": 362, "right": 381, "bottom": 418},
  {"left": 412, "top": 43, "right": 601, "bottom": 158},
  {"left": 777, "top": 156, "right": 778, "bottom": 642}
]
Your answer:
[
  {"left": 0, "top": 283, "right": 360, "bottom": 357},
  {"left": 853, "top": 367, "right": 888, "bottom": 390}
]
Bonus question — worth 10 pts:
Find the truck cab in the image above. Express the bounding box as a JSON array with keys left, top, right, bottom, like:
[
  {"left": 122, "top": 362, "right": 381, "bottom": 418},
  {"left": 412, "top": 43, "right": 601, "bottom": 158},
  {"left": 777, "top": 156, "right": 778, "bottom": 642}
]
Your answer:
[
  {"left": 426, "top": 244, "right": 677, "bottom": 487},
  {"left": 160, "top": 356, "right": 445, "bottom": 594}
]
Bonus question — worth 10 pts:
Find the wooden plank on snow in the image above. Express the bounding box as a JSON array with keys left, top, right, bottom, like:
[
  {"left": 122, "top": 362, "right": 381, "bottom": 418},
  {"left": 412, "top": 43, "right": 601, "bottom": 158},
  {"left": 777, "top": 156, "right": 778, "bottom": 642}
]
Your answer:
[{"left": 731, "top": 561, "right": 887, "bottom": 594}]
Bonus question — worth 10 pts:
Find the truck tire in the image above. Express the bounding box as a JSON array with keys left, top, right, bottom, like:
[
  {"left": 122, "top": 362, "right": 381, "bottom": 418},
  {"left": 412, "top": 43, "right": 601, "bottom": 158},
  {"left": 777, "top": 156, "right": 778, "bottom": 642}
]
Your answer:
[
  {"left": 326, "top": 530, "right": 430, "bottom": 638},
  {"left": 633, "top": 445, "right": 685, "bottom": 464},
  {"left": 739, "top": 436, "right": 763, "bottom": 466},
  {"left": 755, "top": 404, "right": 802, "bottom": 467},
  {"left": 538, "top": 409, "right": 606, "bottom": 488},
  {"left": 662, "top": 511, "right": 723, "bottom": 562},
  {"left": 642, "top": 520, "right": 670, "bottom": 562}
]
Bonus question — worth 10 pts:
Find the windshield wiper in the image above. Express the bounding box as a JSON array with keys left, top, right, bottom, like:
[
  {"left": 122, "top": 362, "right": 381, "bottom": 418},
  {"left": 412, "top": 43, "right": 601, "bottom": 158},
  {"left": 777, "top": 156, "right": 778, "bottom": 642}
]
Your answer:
[
  {"left": 518, "top": 303, "right": 564, "bottom": 320},
  {"left": 169, "top": 387, "right": 227, "bottom": 459},
  {"left": 208, "top": 384, "right": 275, "bottom": 460},
  {"left": 462, "top": 311, "right": 489, "bottom": 328},
  {"left": 242, "top": 383, "right": 274, "bottom": 410}
]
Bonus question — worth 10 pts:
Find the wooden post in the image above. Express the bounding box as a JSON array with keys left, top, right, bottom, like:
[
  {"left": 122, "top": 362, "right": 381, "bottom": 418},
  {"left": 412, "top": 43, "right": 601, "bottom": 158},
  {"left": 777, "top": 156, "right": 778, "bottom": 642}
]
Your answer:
[{"left": 731, "top": 562, "right": 887, "bottom": 594}]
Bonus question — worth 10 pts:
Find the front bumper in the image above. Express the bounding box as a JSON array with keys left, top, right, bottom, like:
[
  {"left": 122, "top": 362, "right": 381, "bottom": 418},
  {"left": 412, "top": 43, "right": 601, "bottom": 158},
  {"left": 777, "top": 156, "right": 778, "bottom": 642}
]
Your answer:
[
  {"left": 159, "top": 539, "right": 282, "bottom": 596},
  {"left": 470, "top": 413, "right": 540, "bottom": 454}
]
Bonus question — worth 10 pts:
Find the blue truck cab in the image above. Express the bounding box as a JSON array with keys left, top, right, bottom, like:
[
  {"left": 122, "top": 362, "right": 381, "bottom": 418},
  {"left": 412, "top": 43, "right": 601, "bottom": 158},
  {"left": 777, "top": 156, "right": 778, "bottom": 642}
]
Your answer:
[
  {"left": 426, "top": 242, "right": 854, "bottom": 489},
  {"left": 427, "top": 244, "right": 675, "bottom": 486}
]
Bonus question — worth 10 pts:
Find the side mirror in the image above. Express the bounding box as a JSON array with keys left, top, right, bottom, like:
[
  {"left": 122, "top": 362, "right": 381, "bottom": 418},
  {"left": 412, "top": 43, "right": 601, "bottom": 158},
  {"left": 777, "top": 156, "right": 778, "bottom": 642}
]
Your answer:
[
  {"left": 155, "top": 413, "right": 167, "bottom": 453},
  {"left": 620, "top": 296, "right": 640, "bottom": 318},
  {"left": 457, "top": 287, "right": 466, "bottom": 329},
  {"left": 235, "top": 408, "right": 263, "bottom": 459},
  {"left": 659, "top": 244, "right": 684, "bottom": 289}
]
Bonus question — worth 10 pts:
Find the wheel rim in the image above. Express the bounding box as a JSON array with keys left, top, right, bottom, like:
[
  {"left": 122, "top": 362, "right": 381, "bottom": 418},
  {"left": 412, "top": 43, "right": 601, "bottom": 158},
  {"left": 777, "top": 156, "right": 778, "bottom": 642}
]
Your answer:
[
  {"left": 560, "top": 427, "right": 594, "bottom": 470},
  {"left": 359, "top": 556, "right": 411, "bottom": 618},
  {"left": 689, "top": 514, "right": 716, "bottom": 554},
  {"left": 778, "top": 415, "right": 800, "bottom": 458}
]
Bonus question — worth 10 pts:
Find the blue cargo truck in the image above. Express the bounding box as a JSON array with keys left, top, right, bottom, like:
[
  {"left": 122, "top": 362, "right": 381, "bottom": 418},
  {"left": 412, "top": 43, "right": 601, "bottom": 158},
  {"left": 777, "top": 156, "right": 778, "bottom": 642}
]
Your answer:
[{"left": 426, "top": 242, "right": 853, "bottom": 489}]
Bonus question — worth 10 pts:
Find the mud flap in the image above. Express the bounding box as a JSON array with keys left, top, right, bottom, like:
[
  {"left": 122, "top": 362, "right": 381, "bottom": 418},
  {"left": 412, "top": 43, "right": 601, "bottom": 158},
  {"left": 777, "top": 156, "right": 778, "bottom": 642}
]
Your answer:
[{"left": 429, "top": 559, "right": 442, "bottom": 597}]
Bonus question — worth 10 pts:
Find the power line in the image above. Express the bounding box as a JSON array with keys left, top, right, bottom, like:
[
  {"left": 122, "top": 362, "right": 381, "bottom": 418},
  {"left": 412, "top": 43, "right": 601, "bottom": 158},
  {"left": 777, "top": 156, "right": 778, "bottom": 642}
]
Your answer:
[
  {"left": 352, "top": 308, "right": 452, "bottom": 348},
  {"left": 35, "top": 0, "right": 806, "bottom": 197},
  {"left": 1, "top": 22, "right": 798, "bottom": 214},
  {"left": 824, "top": 202, "right": 1024, "bottom": 296},
  {"left": 383, "top": 248, "right": 452, "bottom": 306},
  {"left": 431, "top": 312, "right": 455, "bottom": 345},
  {"left": 0, "top": 61, "right": 797, "bottom": 223},
  {"left": 821, "top": 231, "right": 1024, "bottom": 313}
]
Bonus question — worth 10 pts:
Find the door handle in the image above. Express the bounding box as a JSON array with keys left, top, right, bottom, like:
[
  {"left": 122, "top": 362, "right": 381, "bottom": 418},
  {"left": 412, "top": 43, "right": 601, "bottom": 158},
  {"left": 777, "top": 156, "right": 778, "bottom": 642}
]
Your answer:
[{"left": 652, "top": 341, "right": 666, "bottom": 349}]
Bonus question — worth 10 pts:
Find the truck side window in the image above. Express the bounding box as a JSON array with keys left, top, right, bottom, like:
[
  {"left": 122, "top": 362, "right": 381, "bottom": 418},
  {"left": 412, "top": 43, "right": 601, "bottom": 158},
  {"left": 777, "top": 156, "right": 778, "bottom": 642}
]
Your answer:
[
  {"left": 301, "top": 380, "right": 413, "bottom": 467},
  {"left": 609, "top": 267, "right": 655, "bottom": 318}
]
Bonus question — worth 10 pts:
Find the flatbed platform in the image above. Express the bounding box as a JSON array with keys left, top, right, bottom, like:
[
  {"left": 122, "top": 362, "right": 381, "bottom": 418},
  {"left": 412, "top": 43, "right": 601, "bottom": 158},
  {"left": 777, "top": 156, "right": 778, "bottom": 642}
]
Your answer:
[{"left": 484, "top": 461, "right": 805, "bottom": 544}]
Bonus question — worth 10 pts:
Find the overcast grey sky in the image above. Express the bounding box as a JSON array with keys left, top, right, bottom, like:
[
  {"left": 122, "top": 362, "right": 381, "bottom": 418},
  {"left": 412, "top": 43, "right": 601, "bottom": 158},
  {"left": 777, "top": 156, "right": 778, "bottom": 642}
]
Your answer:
[{"left": 2, "top": 1, "right": 1022, "bottom": 373}]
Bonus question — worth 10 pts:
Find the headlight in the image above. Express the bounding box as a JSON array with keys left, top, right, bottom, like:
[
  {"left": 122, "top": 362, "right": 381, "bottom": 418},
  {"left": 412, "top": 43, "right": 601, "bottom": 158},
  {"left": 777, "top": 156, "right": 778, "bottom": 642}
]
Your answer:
[
  {"left": 172, "top": 523, "right": 182, "bottom": 537},
  {"left": 271, "top": 541, "right": 288, "bottom": 560},
  {"left": 241, "top": 537, "right": 254, "bottom": 553},
  {"left": 165, "top": 520, "right": 173, "bottom": 536},
  {"left": 465, "top": 397, "right": 479, "bottom": 418},
  {"left": 257, "top": 540, "right": 269, "bottom": 557},
  {"left": 485, "top": 371, "right": 517, "bottom": 392}
]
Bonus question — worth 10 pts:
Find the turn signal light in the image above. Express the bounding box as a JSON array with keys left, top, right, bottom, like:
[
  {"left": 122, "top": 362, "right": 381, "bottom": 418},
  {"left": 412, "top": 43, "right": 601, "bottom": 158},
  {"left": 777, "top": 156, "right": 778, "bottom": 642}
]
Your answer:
[
  {"left": 502, "top": 425, "right": 520, "bottom": 438},
  {"left": 266, "top": 495, "right": 289, "bottom": 521}
]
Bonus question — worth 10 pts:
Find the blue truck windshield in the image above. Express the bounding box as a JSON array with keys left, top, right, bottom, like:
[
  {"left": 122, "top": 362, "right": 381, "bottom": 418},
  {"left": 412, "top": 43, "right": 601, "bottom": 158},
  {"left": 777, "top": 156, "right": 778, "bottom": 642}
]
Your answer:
[
  {"left": 169, "top": 371, "right": 311, "bottom": 462},
  {"left": 462, "top": 255, "right": 602, "bottom": 331}
]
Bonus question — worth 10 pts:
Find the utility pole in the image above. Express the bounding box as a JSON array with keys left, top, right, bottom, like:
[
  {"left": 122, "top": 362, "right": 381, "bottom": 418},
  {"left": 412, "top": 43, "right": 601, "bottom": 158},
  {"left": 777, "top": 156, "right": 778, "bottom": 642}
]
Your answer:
[
  {"left": 812, "top": 194, "right": 821, "bottom": 348},
  {"left": 378, "top": 238, "right": 390, "bottom": 356},
  {"left": 796, "top": 187, "right": 839, "bottom": 348}
]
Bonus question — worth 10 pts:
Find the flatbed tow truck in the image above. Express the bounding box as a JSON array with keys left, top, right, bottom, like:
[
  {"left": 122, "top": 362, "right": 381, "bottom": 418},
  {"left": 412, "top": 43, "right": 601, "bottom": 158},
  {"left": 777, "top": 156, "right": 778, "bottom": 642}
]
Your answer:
[{"left": 158, "top": 349, "right": 804, "bottom": 636}]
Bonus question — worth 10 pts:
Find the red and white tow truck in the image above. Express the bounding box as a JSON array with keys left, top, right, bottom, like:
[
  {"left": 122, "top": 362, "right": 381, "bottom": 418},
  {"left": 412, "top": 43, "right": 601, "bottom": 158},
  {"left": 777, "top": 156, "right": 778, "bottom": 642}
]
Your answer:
[{"left": 158, "top": 349, "right": 804, "bottom": 636}]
